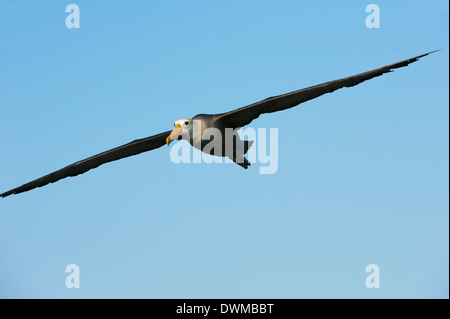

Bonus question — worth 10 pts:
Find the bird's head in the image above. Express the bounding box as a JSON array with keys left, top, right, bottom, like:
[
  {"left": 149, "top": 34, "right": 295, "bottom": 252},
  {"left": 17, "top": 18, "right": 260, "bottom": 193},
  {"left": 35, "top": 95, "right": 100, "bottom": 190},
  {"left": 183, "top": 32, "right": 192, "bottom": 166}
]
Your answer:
[{"left": 166, "top": 118, "right": 193, "bottom": 145}]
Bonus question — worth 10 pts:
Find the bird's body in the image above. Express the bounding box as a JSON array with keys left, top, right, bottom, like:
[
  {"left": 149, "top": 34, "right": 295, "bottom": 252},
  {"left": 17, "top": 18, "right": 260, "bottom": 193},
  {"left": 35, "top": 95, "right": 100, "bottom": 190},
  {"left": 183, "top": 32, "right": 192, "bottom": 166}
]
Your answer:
[
  {"left": 0, "top": 51, "right": 438, "bottom": 198},
  {"left": 170, "top": 114, "right": 253, "bottom": 168}
]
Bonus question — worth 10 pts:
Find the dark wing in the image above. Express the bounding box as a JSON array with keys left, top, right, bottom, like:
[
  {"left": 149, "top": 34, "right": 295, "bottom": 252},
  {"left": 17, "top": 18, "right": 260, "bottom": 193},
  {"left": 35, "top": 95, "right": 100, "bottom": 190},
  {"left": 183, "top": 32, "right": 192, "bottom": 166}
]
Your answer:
[
  {"left": 0, "top": 130, "right": 171, "bottom": 198},
  {"left": 213, "top": 51, "right": 437, "bottom": 129}
]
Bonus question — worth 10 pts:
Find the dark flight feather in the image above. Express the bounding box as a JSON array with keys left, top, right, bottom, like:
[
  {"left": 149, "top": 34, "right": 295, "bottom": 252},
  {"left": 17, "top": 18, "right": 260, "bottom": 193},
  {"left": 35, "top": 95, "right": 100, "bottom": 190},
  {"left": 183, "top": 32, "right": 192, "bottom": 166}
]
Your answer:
[
  {"left": 0, "top": 131, "right": 170, "bottom": 198},
  {"left": 213, "top": 51, "right": 438, "bottom": 129}
]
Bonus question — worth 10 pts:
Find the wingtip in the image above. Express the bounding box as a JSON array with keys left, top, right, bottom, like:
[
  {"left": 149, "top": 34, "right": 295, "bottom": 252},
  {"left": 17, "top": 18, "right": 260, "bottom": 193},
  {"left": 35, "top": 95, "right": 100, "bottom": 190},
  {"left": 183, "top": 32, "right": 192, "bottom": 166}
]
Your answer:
[
  {"left": 0, "top": 192, "right": 12, "bottom": 199},
  {"left": 422, "top": 49, "right": 442, "bottom": 57},
  {"left": 431, "top": 49, "right": 441, "bottom": 54},
  {"left": 0, "top": 188, "right": 18, "bottom": 198},
  {"left": 404, "top": 49, "right": 441, "bottom": 65}
]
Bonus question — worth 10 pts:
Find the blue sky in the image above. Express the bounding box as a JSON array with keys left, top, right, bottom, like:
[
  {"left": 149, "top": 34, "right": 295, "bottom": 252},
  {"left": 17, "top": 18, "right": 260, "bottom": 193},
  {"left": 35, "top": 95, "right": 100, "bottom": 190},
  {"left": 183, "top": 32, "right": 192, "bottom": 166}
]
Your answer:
[{"left": 0, "top": 1, "right": 448, "bottom": 298}]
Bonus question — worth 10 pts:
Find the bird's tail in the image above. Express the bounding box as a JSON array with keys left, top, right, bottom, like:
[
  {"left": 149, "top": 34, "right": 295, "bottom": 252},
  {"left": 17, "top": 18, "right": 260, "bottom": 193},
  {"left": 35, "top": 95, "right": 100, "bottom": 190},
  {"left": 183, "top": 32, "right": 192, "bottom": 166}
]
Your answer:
[{"left": 234, "top": 157, "right": 251, "bottom": 169}]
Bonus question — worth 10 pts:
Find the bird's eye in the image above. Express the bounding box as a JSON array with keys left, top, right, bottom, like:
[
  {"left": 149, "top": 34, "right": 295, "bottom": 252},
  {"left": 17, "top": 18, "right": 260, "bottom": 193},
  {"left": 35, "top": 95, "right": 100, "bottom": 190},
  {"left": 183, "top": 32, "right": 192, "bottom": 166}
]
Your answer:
[
  {"left": 185, "top": 121, "right": 189, "bottom": 126},
  {"left": 174, "top": 123, "right": 176, "bottom": 127}
]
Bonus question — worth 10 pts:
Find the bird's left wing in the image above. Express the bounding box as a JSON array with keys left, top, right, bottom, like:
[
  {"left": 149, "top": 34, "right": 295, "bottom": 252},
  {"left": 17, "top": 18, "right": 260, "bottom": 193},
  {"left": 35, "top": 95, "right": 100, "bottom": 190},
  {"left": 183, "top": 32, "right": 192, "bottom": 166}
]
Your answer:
[
  {"left": 213, "top": 51, "right": 437, "bottom": 129},
  {"left": 0, "top": 130, "right": 171, "bottom": 198}
]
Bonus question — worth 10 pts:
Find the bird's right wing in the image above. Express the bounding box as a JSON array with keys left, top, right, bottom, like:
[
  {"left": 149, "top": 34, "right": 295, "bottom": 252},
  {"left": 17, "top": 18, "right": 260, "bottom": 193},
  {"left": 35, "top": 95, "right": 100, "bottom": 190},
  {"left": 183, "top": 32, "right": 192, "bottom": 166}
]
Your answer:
[{"left": 0, "top": 130, "right": 171, "bottom": 198}]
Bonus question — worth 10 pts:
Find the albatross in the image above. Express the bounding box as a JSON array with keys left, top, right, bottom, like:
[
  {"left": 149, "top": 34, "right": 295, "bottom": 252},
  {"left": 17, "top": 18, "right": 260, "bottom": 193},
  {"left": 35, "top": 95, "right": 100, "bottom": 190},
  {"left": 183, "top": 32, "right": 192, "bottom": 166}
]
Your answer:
[{"left": 0, "top": 51, "right": 437, "bottom": 198}]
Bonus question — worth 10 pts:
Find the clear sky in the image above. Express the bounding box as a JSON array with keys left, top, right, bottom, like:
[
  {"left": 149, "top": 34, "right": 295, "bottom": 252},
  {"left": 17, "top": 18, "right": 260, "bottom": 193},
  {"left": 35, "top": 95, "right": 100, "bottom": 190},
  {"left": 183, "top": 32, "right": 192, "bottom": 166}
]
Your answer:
[{"left": 0, "top": 1, "right": 448, "bottom": 298}]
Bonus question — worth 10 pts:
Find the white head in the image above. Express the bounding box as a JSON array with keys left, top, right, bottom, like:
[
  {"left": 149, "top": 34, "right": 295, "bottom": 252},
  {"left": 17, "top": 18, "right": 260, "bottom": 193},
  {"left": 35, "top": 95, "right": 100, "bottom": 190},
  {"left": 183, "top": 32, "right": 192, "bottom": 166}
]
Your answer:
[{"left": 166, "top": 118, "right": 193, "bottom": 145}]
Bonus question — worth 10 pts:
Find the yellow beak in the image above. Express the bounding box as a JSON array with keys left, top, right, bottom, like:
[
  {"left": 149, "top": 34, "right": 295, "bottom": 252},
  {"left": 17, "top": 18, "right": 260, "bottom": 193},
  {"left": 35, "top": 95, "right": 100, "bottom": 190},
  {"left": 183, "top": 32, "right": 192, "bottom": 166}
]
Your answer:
[{"left": 166, "top": 124, "right": 183, "bottom": 146}]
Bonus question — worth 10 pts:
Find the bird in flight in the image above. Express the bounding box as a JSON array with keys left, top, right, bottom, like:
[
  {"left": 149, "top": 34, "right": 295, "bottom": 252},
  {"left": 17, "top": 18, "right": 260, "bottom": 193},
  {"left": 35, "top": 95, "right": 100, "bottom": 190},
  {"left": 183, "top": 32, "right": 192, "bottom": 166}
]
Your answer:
[{"left": 0, "top": 51, "right": 437, "bottom": 198}]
